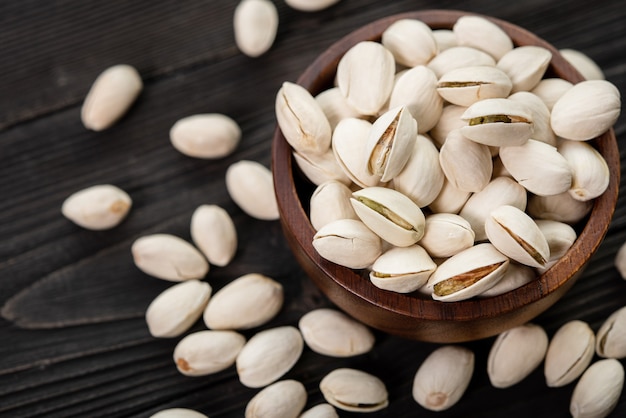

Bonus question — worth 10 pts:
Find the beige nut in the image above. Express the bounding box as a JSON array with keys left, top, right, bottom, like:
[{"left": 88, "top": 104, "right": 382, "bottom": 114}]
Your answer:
[
  {"left": 496, "top": 45, "right": 552, "bottom": 92},
  {"left": 428, "top": 46, "right": 496, "bottom": 79},
  {"left": 299, "top": 404, "right": 338, "bottom": 418},
  {"left": 169, "top": 114, "right": 241, "bottom": 159},
  {"left": 420, "top": 213, "right": 474, "bottom": 258},
  {"left": 173, "top": 330, "right": 246, "bottom": 376},
  {"left": 531, "top": 77, "right": 574, "bottom": 111},
  {"left": 558, "top": 139, "right": 610, "bottom": 201},
  {"left": 245, "top": 380, "right": 307, "bottom": 418},
  {"left": 320, "top": 368, "right": 388, "bottom": 413},
  {"left": 570, "top": 359, "right": 624, "bottom": 418},
  {"left": 233, "top": 0, "right": 278, "bottom": 57},
  {"left": 369, "top": 245, "right": 437, "bottom": 293},
  {"left": 191, "top": 204, "right": 237, "bottom": 267},
  {"left": 453, "top": 15, "right": 513, "bottom": 60},
  {"left": 544, "top": 320, "right": 595, "bottom": 387},
  {"left": 225, "top": 160, "right": 279, "bottom": 220},
  {"left": 309, "top": 180, "right": 358, "bottom": 231},
  {"left": 460, "top": 98, "right": 533, "bottom": 147},
  {"left": 437, "top": 65, "right": 512, "bottom": 106},
  {"left": 381, "top": 19, "right": 437, "bottom": 67},
  {"left": 150, "top": 409, "right": 208, "bottom": 418},
  {"left": 312, "top": 219, "right": 382, "bottom": 269},
  {"left": 560, "top": 48, "right": 605, "bottom": 80},
  {"left": 596, "top": 305, "right": 626, "bottom": 359},
  {"left": 61, "top": 184, "right": 132, "bottom": 230}
]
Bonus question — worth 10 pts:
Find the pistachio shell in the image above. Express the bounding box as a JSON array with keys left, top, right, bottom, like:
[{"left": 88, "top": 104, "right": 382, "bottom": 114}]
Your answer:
[
  {"left": 544, "top": 320, "right": 595, "bottom": 387},
  {"left": 478, "top": 262, "right": 536, "bottom": 297},
  {"left": 558, "top": 139, "right": 610, "bottom": 201},
  {"left": 428, "top": 46, "right": 496, "bottom": 79},
  {"left": 150, "top": 409, "right": 208, "bottom": 418},
  {"left": 320, "top": 368, "right": 388, "bottom": 413},
  {"left": 236, "top": 326, "right": 303, "bottom": 388},
  {"left": 169, "top": 114, "right": 241, "bottom": 158},
  {"left": 535, "top": 219, "right": 577, "bottom": 270},
  {"left": 508, "top": 91, "right": 556, "bottom": 146},
  {"left": 284, "top": 0, "right": 340, "bottom": 12},
  {"left": 412, "top": 345, "right": 475, "bottom": 411},
  {"left": 460, "top": 98, "right": 533, "bottom": 147},
  {"left": 331, "top": 118, "right": 380, "bottom": 187},
  {"left": 245, "top": 380, "right": 307, "bottom": 418},
  {"left": 389, "top": 66, "right": 443, "bottom": 132},
  {"left": 530, "top": 78, "right": 574, "bottom": 111},
  {"left": 233, "top": 0, "right": 278, "bottom": 57},
  {"left": 309, "top": 180, "right": 358, "bottom": 231},
  {"left": 428, "top": 177, "right": 471, "bottom": 214},
  {"left": 453, "top": 16, "right": 513, "bottom": 60},
  {"left": 560, "top": 48, "right": 605, "bottom": 80},
  {"left": 312, "top": 219, "right": 382, "bottom": 269},
  {"left": 381, "top": 19, "right": 437, "bottom": 67},
  {"left": 487, "top": 323, "right": 549, "bottom": 388},
  {"left": 432, "top": 29, "right": 457, "bottom": 52},
  {"left": 298, "top": 309, "right": 375, "bottom": 357},
  {"left": 527, "top": 191, "right": 593, "bottom": 224},
  {"left": 437, "top": 65, "right": 512, "bottom": 106},
  {"left": 570, "top": 359, "right": 624, "bottom": 418},
  {"left": 61, "top": 184, "right": 132, "bottom": 230},
  {"left": 370, "top": 245, "right": 437, "bottom": 293},
  {"left": 299, "top": 404, "right": 338, "bottom": 418},
  {"left": 439, "top": 129, "right": 493, "bottom": 193},
  {"left": 616, "top": 242, "right": 626, "bottom": 280},
  {"left": 420, "top": 214, "right": 475, "bottom": 258},
  {"left": 428, "top": 104, "right": 467, "bottom": 148},
  {"left": 191, "top": 205, "right": 237, "bottom": 267},
  {"left": 203, "top": 273, "right": 283, "bottom": 330},
  {"left": 596, "top": 306, "right": 626, "bottom": 359},
  {"left": 351, "top": 186, "right": 425, "bottom": 247},
  {"left": 293, "top": 148, "right": 351, "bottom": 186},
  {"left": 336, "top": 41, "right": 395, "bottom": 115},
  {"left": 315, "top": 87, "right": 364, "bottom": 130},
  {"left": 497, "top": 46, "right": 552, "bottom": 92},
  {"left": 226, "top": 160, "right": 279, "bottom": 220},
  {"left": 173, "top": 330, "right": 246, "bottom": 376}
]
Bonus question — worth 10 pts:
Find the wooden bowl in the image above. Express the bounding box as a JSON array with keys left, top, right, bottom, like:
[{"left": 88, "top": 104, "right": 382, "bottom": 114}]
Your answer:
[{"left": 272, "top": 10, "right": 620, "bottom": 343}]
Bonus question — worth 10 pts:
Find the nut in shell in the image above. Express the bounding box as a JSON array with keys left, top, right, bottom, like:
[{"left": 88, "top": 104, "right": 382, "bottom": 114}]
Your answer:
[
  {"left": 190, "top": 204, "right": 237, "bottom": 267},
  {"left": 427, "top": 46, "right": 496, "bottom": 78},
  {"left": 150, "top": 409, "right": 208, "bottom": 418},
  {"left": 173, "top": 330, "right": 246, "bottom": 376},
  {"left": 544, "top": 320, "right": 595, "bottom": 387},
  {"left": 369, "top": 245, "right": 437, "bottom": 293},
  {"left": 319, "top": 368, "right": 389, "bottom": 413},
  {"left": 332, "top": 118, "right": 380, "bottom": 187},
  {"left": 527, "top": 191, "right": 592, "bottom": 224},
  {"left": 419, "top": 213, "right": 474, "bottom": 258},
  {"left": 61, "top": 184, "right": 132, "bottom": 230},
  {"left": 496, "top": 45, "right": 552, "bottom": 92},
  {"left": 293, "top": 148, "right": 351, "bottom": 187},
  {"left": 436, "top": 65, "right": 512, "bottom": 106},
  {"left": 452, "top": 15, "right": 513, "bottom": 60},
  {"left": 381, "top": 19, "right": 437, "bottom": 67},
  {"left": 478, "top": 262, "right": 536, "bottom": 298},
  {"left": 558, "top": 139, "right": 610, "bottom": 201},
  {"left": 169, "top": 113, "right": 241, "bottom": 159},
  {"left": 233, "top": 0, "right": 278, "bottom": 57},
  {"left": 460, "top": 98, "right": 533, "bottom": 147},
  {"left": 439, "top": 129, "right": 493, "bottom": 193},
  {"left": 616, "top": 241, "right": 626, "bottom": 280},
  {"left": 570, "top": 359, "right": 624, "bottom": 418},
  {"left": 299, "top": 404, "right": 338, "bottom": 418},
  {"left": 245, "top": 380, "right": 307, "bottom": 418},
  {"left": 560, "top": 48, "right": 605, "bottom": 81},
  {"left": 226, "top": 160, "right": 279, "bottom": 220},
  {"left": 596, "top": 305, "right": 626, "bottom": 359},
  {"left": 309, "top": 180, "right": 358, "bottom": 231}
]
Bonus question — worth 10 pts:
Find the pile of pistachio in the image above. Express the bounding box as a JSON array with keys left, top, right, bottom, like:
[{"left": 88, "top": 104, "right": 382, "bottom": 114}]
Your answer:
[{"left": 276, "top": 15, "right": 621, "bottom": 302}]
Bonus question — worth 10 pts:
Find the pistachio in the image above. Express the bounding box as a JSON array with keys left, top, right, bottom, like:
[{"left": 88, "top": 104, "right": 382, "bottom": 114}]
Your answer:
[
  {"left": 508, "top": 91, "right": 556, "bottom": 146},
  {"left": 428, "top": 177, "right": 471, "bottom": 214},
  {"left": 233, "top": 0, "right": 278, "bottom": 57},
  {"left": 145, "top": 280, "right": 212, "bottom": 338},
  {"left": 298, "top": 308, "right": 375, "bottom": 357},
  {"left": 487, "top": 323, "right": 549, "bottom": 388},
  {"left": 530, "top": 78, "right": 574, "bottom": 111},
  {"left": 596, "top": 305, "right": 626, "bottom": 359},
  {"left": 412, "top": 345, "right": 474, "bottom": 411},
  {"left": 169, "top": 114, "right": 241, "bottom": 159},
  {"left": 428, "top": 46, "right": 496, "bottom": 79},
  {"left": 245, "top": 380, "right": 307, "bottom": 418},
  {"left": 369, "top": 245, "right": 437, "bottom": 293},
  {"left": 478, "top": 262, "right": 536, "bottom": 297},
  {"left": 535, "top": 219, "right": 577, "bottom": 272},
  {"left": 432, "top": 29, "right": 457, "bottom": 52},
  {"left": 276, "top": 81, "right": 332, "bottom": 156},
  {"left": 284, "top": 0, "right": 340, "bottom": 12},
  {"left": 527, "top": 191, "right": 593, "bottom": 224},
  {"left": 453, "top": 16, "right": 513, "bottom": 60},
  {"left": 426, "top": 243, "right": 509, "bottom": 302},
  {"left": 132, "top": 234, "right": 209, "bottom": 281},
  {"left": 420, "top": 214, "right": 474, "bottom": 258},
  {"left": 225, "top": 160, "right": 279, "bottom": 220},
  {"left": 560, "top": 48, "right": 605, "bottom": 80},
  {"left": 428, "top": 104, "right": 468, "bottom": 149},
  {"left": 544, "top": 320, "right": 595, "bottom": 387},
  {"left": 150, "top": 409, "right": 208, "bottom": 418},
  {"left": 315, "top": 87, "right": 364, "bottom": 130},
  {"left": 293, "top": 148, "right": 351, "bottom": 186},
  {"left": 173, "top": 330, "right": 246, "bottom": 376},
  {"left": 312, "top": 219, "right": 382, "bottom": 269},
  {"left": 190, "top": 204, "right": 237, "bottom": 267},
  {"left": 499, "top": 139, "right": 572, "bottom": 196},
  {"left": 616, "top": 242, "right": 626, "bottom": 280},
  {"left": 496, "top": 45, "right": 552, "bottom": 92},
  {"left": 381, "top": 19, "right": 437, "bottom": 67},
  {"left": 460, "top": 98, "right": 533, "bottom": 147},
  {"left": 81, "top": 64, "right": 142, "bottom": 131},
  {"left": 365, "top": 106, "right": 417, "bottom": 182},
  {"left": 351, "top": 186, "right": 426, "bottom": 247},
  {"left": 236, "top": 326, "right": 303, "bottom": 388},
  {"left": 299, "top": 404, "right": 338, "bottom": 418},
  {"left": 332, "top": 118, "right": 380, "bottom": 187},
  {"left": 551, "top": 80, "right": 621, "bottom": 141},
  {"left": 459, "top": 176, "right": 527, "bottom": 242},
  {"left": 570, "top": 359, "right": 624, "bottom": 418},
  {"left": 439, "top": 129, "right": 493, "bottom": 193},
  {"left": 203, "top": 273, "right": 283, "bottom": 330},
  {"left": 319, "top": 368, "right": 389, "bottom": 413},
  {"left": 336, "top": 41, "right": 395, "bottom": 115},
  {"left": 61, "top": 184, "right": 132, "bottom": 230},
  {"left": 558, "top": 139, "right": 610, "bottom": 201},
  {"left": 437, "top": 65, "right": 512, "bottom": 106},
  {"left": 309, "top": 180, "right": 358, "bottom": 231},
  {"left": 485, "top": 205, "right": 550, "bottom": 268}
]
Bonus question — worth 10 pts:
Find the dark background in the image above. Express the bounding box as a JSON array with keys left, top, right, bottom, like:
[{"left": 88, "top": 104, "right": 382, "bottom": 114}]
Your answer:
[{"left": 1, "top": 0, "right": 625, "bottom": 417}]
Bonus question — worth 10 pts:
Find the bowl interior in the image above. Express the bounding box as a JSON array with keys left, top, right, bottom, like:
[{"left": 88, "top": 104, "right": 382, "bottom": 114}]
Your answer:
[{"left": 272, "top": 10, "right": 620, "bottom": 340}]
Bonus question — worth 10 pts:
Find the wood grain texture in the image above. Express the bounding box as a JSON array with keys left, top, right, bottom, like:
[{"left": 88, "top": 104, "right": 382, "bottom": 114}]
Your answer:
[{"left": 0, "top": 0, "right": 625, "bottom": 417}]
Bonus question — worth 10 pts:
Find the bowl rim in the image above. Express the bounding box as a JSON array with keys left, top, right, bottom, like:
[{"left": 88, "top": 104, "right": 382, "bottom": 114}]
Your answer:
[{"left": 272, "top": 9, "right": 620, "bottom": 323}]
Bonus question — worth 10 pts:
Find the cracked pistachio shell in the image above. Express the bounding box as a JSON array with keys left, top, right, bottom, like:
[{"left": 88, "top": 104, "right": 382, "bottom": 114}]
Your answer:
[
  {"left": 616, "top": 242, "right": 626, "bottom": 280},
  {"left": 428, "top": 177, "right": 471, "bottom": 214},
  {"left": 426, "top": 243, "right": 509, "bottom": 302},
  {"left": 293, "top": 148, "right": 351, "bottom": 186},
  {"left": 336, "top": 41, "right": 395, "bottom": 115},
  {"left": 365, "top": 106, "right": 417, "bottom": 182},
  {"left": 351, "top": 186, "right": 425, "bottom": 247},
  {"left": 488, "top": 323, "right": 548, "bottom": 388},
  {"left": 310, "top": 180, "right": 358, "bottom": 231},
  {"left": 392, "top": 134, "right": 444, "bottom": 208},
  {"left": 497, "top": 46, "right": 552, "bottom": 92},
  {"left": 173, "top": 330, "right": 246, "bottom": 376},
  {"left": 381, "top": 19, "right": 437, "bottom": 67},
  {"left": 203, "top": 273, "right": 283, "bottom": 330},
  {"left": 508, "top": 91, "right": 556, "bottom": 146},
  {"left": 369, "top": 245, "right": 437, "bottom": 293},
  {"left": 535, "top": 219, "right": 577, "bottom": 272},
  {"left": 191, "top": 205, "right": 237, "bottom": 267},
  {"left": 299, "top": 404, "right": 338, "bottom": 418},
  {"left": 428, "top": 46, "right": 496, "bottom": 79},
  {"left": 485, "top": 205, "right": 550, "bottom": 268},
  {"left": 332, "top": 118, "right": 380, "bottom": 188},
  {"left": 312, "top": 219, "right": 382, "bottom": 269},
  {"left": 459, "top": 176, "right": 527, "bottom": 242},
  {"left": 596, "top": 306, "right": 626, "bottom": 359},
  {"left": 437, "top": 65, "right": 512, "bottom": 107},
  {"left": 570, "top": 359, "right": 624, "bottom": 418},
  {"left": 62, "top": 184, "right": 131, "bottom": 230},
  {"left": 429, "top": 104, "right": 467, "bottom": 148},
  {"left": 315, "top": 87, "right": 364, "bottom": 130},
  {"left": 151, "top": 409, "right": 207, "bottom": 418},
  {"left": 433, "top": 29, "right": 457, "bottom": 52},
  {"left": 284, "top": 0, "right": 340, "bottom": 12},
  {"left": 236, "top": 326, "right": 303, "bottom": 388},
  {"left": 298, "top": 309, "right": 375, "bottom": 357},
  {"left": 560, "top": 48, "right": 605, "bottom": 81},
  {"left": 226, "top": 160, "right": 279, "bottom": 220},
  {"left": 320, "top": 368, "right": 388, "bottom": 413},
  {"left": 132, "top": 234, "right": 209, "bottom": 281},
  {"left": 169, "top": 114, "right": 241, "bottom": 159},
  {"left": 276, "top": 81, "right": 332, "bottom": 156},
  {"left": 245, "top": 380, "right": 307, "bottom": 418},
  {"left": 420, "top": 214, "right": 474, "bottom": 258},
  {"left": 531, "top": 78, "right": 574, "bottom": 111},
  {"left": 453, "top": 16, "right": 513, "bottom": 60},
  {"left": 145, "top": 280, "right": 212, "bottom": 338},
  {"left": 81, "top": 64, "right": 142, "bottom": 131},
  {"left": 412, "top": 345, "right": 475, "bottom": 411},
  {"left": 500, "top": 139, "right": 573, "bottom": 196},
  {"left": 479, "top": 262, "right": 536, "bottom": 297},
  {"left": 527, "top": 191, "right": 593, "bottom": 224},
  {"left": 460, "top": 98, "right": 533, "bottom": 147},
  {"left": 558, "top": 139, "right": 610, "bottom": 201},
  {"left": 439, "top": 129, "right": 493, "bottom": 193},
  {"left": 544, "top": 320, "right": 595, "bottom": 387},
  {"left": 233, "top": 0, "right": 278, "bottom": 57},
  {"left": 389, "top": 66, "right": 443, "bottom": 133}
]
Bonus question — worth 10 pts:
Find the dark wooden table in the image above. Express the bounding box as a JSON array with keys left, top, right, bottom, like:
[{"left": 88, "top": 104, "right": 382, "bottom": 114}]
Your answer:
[{"left": 1, "top": 1, "right": 625, "bottom": 417}]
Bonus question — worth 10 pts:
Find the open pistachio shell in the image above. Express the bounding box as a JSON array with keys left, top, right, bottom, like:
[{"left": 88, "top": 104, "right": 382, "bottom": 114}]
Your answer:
[
  {"left": 544, "top": 320, "right": 595, "bottom": 387},
  {"left": 437, "top": 65, "right": 512, "bottom": 106},
  {"left": 369, "top": 245, "right": 436, "bottom": 293},
  {"left": 320, "top": 368, "right": 389, "bottom": 413},
  {"left": 460, "top": 98, "right": 533, "bottom": 147},
  {"left": 535, "top": 219, "right": 577, "bottom": 273},
  {"left": 596, "top": 306, "right": 626, "bottom": 359}
]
